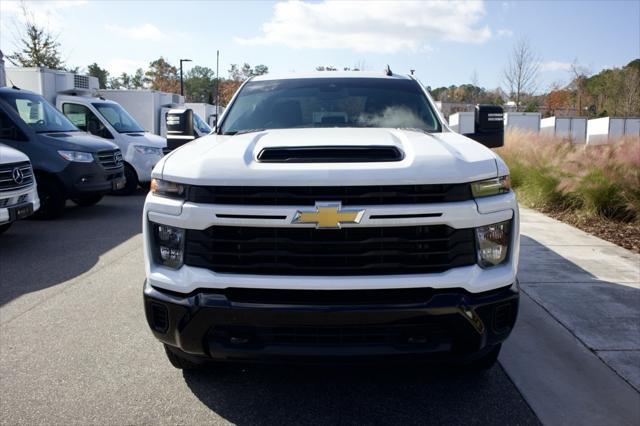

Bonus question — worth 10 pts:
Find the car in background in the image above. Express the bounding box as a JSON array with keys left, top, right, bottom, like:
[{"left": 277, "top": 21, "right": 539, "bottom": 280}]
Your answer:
[
  {"left": 0, "top": 143, "right": 39, "bottom": 233},
  {"left": 0, "top": 87, "right": 125, "bottom": 219}
]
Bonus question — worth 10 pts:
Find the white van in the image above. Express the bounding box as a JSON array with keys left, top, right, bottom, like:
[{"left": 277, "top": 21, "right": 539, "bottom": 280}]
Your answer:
[{"left": 0, "top": 143, "right": 39, "bottom": 233}]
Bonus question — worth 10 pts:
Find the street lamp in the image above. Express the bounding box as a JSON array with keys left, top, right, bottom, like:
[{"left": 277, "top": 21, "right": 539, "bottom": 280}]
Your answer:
[{"left": 179, "top": 58, "right": 192, "bottom": 97}]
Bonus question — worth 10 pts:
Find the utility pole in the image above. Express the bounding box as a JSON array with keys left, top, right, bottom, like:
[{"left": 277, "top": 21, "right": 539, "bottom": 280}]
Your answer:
[
  {"left": 215, "top": 50, "right": 219, "bottom": 111},
  {"left": 179, "top": 58, "right": 192, "bottom": 97}
]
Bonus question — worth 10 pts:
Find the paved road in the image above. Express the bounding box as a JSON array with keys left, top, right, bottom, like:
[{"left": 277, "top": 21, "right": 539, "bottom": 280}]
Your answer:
[{"left": 0, "top": 193, "right": 540, "bottom": 425}]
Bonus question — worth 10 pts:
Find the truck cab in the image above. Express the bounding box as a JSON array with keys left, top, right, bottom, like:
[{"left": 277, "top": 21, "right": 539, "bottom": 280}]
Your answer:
[
  {"left": 0, "top": 87, "right": 125, "bottom": 218},
  {"left": 5, "top": 67, "right": 167, "bottom": 195},
  {"left": 143, "top": 72, "right": 519, "bottom": 371}
]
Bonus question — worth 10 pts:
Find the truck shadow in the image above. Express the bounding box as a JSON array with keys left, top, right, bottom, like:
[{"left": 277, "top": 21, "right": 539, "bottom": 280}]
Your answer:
[
  {"left": 0, "top": 190, "right": 146, "bottom": 307},
  {"left": 182, "top": 362, "right": 539, "bottom": 425}
]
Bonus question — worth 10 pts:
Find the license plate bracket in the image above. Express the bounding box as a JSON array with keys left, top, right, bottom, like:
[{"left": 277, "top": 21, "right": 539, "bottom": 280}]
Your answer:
[{"left": 8, "top": 202, "right": 34, "bottom": 221}]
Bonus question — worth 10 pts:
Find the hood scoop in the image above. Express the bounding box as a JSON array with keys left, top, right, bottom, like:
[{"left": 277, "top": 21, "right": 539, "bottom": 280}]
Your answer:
[{"left": 257, "top": 145, "right": 404, "bottom": 163}]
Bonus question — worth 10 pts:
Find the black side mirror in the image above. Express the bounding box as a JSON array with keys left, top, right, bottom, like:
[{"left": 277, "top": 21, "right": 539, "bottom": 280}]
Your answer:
[
  {"left": 467, "top": 105, "right": 504, "bottom": 148},
  {"left": 165, "top": 108, "right": 195, "bottom": 152}
]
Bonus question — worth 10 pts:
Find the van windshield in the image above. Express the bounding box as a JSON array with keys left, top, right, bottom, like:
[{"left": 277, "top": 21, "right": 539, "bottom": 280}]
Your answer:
[
  {"left": 3, "top": 92, "right": 78, "bottom": 133},
  {"left": 220, "top": 77, "right": 441, "bottom": 135},
  {"left": 93, "top": 102, "right": 144, "bottom": 133}
]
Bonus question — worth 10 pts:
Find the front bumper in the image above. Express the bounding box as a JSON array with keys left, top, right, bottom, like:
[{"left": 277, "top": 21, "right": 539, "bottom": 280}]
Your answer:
[
  {"left": 56, "top": 162, "right": 125, "bottom": 197},
  {"left": 144, "top": 280, "right": 519, "bottom": 362},
  {"left": 0, "top": 185, "right": 40, "bottom": 224}
]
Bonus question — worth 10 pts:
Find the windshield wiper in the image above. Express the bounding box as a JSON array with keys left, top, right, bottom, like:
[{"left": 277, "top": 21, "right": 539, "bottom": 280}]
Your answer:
[
  {"left": 397, "top": 127, "right": 436, "bottom": 137},
  {"left": 224, "top": 128, "right": 267, "bottom": 136},
  {"left": 36, "top": 129, "right": 79, "bottom": 134}
]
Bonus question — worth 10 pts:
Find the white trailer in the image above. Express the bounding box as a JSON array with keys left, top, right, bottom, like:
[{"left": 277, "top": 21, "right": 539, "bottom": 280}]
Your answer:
[
  {"left": 586, "top": 117, "right": 640, "bottom": 144},
  {"left": 5, "top": 67, "right": 166, "bottom": 192},
  {"left": 448, "top": 112, "right": 475, "bottom": 134},
  {"left": 504, "top": 112, "right": 541, "bottom": 132},
  {"left": 540, "top": 116, "right": 587, "bottom": 143}
]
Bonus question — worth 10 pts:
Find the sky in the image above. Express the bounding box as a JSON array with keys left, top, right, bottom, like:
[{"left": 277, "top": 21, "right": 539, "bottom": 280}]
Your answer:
[{"left": 1, "top": 0, "right": 638, "bottom": 92}]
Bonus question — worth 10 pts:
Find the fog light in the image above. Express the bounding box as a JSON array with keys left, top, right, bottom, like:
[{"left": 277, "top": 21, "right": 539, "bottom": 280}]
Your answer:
[
  {"left": 152, "top": 223, "right": 185, "bottom": 269},
  {"left": 476, "top": 220, "right": 511, "bottom": 267}
]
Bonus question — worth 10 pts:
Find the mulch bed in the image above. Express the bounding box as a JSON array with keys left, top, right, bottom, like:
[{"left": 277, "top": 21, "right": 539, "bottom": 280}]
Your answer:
[{"left": 535, "top": 207, "right": 640, "bottom": 254}]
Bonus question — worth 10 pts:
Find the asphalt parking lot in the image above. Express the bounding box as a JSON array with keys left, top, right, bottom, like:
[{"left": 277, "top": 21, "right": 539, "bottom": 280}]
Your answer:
[{"left": 1, "top": 193, "right": 638, "bottom": 425}]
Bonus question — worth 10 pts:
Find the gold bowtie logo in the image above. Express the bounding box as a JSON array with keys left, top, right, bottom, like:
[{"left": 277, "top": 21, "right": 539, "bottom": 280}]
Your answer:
[{"left": 294, "top": 202, "right": 365, "bottom": 229}]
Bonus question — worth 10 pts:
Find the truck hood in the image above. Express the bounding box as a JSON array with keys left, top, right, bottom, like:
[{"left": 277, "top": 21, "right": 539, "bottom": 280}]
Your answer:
[
  {"left": 122, "top": 132, "right": 166, "bottom": 148},
  {"left": 0, "top": 143, "right": 30, "bottom": 163},
  {"left": 159, "top": 128, "right": 500, "bottom": 186},
  {"left": 38, "top": 131, "right": 120, "bottom": 152}
]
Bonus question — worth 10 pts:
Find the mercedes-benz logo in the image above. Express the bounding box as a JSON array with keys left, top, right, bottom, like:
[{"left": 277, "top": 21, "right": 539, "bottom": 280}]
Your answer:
[
  {"left": 114, "top": 152, "right": 123, "bottom": 165},
  {"left": 12, "top": 167, "right": 24, "bottom": 185}
]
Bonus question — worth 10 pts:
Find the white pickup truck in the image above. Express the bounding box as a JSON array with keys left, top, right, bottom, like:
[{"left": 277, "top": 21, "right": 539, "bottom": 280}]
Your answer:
[
  {"left": 0, "top": 143, "right": 39, "bottom": 233},
  {"left": 142, "top": 71, "right": 519, "bottom": 371}
]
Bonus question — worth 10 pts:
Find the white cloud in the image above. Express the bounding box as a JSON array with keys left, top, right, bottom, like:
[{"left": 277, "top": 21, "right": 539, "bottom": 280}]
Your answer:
[
  {"left": 540, "top": 61, "right": 572, "bottom": 72},
  {"left": 235, "top": 0, "right": 492, "bottom": 53},
  {"left": 497, "top": 28, "right": 513, "bottom": 37},
  {"left": 105, "top": 23, "right": 166, "bottom": 41},
  {"left": 106, "top": 58, "right": 147, "bottom": 75},
  {"left": 0, "top": 0, "right": 87, "bottom": 32}
]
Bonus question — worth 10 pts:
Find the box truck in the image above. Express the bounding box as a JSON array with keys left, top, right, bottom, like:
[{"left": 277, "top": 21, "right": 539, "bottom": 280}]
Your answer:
[
  {"left": 540, "top": 116, "right": 587, "bottom": 143},
  {"left": 5, "top": 67, "right": 165, "bottom": 194},
  {"left": 504, "top": 112, "right": 540, "bottom": 132},
  {"left": 586, "top": 117, "right": 640, "bottom": 145},
  {"left": 98, "top": 91, "right": 212, "bottom": 140}
]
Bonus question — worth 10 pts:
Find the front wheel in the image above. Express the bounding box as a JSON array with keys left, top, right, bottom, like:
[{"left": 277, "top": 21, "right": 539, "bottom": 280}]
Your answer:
[
  {"left": 113, "top": 164, "right": 138, "bottom": 196},
  {"left": 0, "top": 222, "right": 12, "bottom": 235},
  {"left": 33, "top": 178, "right": 65, "bottom": 219},
  {"left": 163, "top": 344, "right": 205, "bottom": 370},
  {"left": 71, "top": 194, "right": 104, "bottom": 206}
]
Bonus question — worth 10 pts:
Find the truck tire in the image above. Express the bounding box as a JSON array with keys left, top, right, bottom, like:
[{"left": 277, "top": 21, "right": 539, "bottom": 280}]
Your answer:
[
  {"left": 463, "top": 344, "right": 502, "bottom": 371},
  {"left": 33, "top": 178, "right": 66, "bottom": 219},
  {"left": 71, "top": 195, "right": 104, "bottom": 206},
  {"left": 114, "top": 164, "right": 139, "bottom": 196},
  {"left": 163, "top": 344, "right": 204, "bottom": 370},
  {"left": 0, "top": 223, "right": 12, "bottom": 235}
]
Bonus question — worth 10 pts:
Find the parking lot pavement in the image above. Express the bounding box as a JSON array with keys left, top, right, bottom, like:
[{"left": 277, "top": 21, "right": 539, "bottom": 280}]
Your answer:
[{"left": 0, "top": 193, "right": 540, "bottom": 425}]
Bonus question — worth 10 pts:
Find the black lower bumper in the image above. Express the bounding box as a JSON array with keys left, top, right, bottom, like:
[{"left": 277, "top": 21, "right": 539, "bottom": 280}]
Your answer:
[
  {"left": 144, "top": 281, "right": 519, "bottom": 362},
  {"left": 55, "top": 162, "right": 125, "bottom": 197}
]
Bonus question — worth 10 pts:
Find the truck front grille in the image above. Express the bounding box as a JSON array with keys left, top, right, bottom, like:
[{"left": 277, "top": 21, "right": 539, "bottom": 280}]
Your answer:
[
  {"left": 0, "top": 161, "right": 34, "bottom": 192},
  {"left": 187, "top": 184, "right": 472, "bottom": 206},
  {"left": 185, "top": 225, "right": 476, "bottom": 276},
  {"left": 96, "top": 150, "right": 123, "bottom": 170}
]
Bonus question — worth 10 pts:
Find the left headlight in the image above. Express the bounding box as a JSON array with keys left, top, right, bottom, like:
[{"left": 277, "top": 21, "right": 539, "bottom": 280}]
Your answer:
[
  {"left": 150, "top": 179, "right": 186, "bottom": 199},
  {"left": 134, "top": 145, "right": 163, "bottom": 156},
  {"left": 58, "top": 150, "right": 94, "bottom": 163},
  {"left": 471, "top": 176, "right": 510, "bottom": 198},
  {"left": 151, "top": 222, "right": 185, "bottom": 269},
  {"left": 476, "top": 220, "right": 511, "bottom": 268}
]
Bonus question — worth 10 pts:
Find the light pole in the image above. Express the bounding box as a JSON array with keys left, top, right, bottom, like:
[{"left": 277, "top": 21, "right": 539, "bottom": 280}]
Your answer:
[{"left": 179, "top": 58, "right": 192, "bottom": 97}]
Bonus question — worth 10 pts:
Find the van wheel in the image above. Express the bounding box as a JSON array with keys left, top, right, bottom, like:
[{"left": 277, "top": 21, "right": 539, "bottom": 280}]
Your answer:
[
  {"left": 0, "top": 223, "right": 12, "bottom": 235},
  {"left": 33, "top": 178, "right": 65, "bottom": 219},
  {"left": 71, "top": 195, "right": 103, "bottom": 206},
  {"left": 163, "top": 344, "right": 204, "bottom": 370},
  {"left": 114, "top": 164, "right": 138, "bottom": 196}
]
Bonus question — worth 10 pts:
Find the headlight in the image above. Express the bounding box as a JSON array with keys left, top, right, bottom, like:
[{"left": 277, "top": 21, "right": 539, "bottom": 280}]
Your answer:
[
  {"left": 471, "top": 176, "right": 510, "bottom": 198},
  {"left": 150, "top": 179, "right": 186, "bottom": 199},
  {"left": 476, "top": 220, "right": 511, "bottom": 267},
  {"left": 151, "top": 222, "right": 185, "bottom": 269},
  {"left": 134, "top": 145, "right": 163, "bottom": 156},
  {"left": 58, "top": 150, "right": 94, "bottom": 163}
]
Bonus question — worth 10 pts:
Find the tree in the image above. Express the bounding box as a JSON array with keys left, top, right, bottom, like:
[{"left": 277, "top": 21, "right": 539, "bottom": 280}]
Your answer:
[
  {"left": 145, "top": 57, "right": 179, "bottom": 93},
  {"left": 7, "top": 4, "right": 64, "bottom": 69},
  {"left": 131, "top": 68, "right": 145, "bottom": 89},
  {"left": 87, "top": 63, "right": 109, "bottom": 89},
  {"left": 184, "top": 65, "right": 216, "bottom": 102},
  {"left": 316, "top": 66, "right": 337, "bottom": 71},
  {"left": 253, "top": 64, "right": 269, "bottom": 76},
  {"left": 503, "top": 38, "right": 540, "bottom": 111},
  {"left": 228, "top": 63, "right": 269, "bottom": 81}
]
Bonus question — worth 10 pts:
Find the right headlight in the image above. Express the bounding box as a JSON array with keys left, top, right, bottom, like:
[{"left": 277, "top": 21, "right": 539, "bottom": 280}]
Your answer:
[
  {"left": 150, "top": 179, "right": 186, "bottom": 199},
  {"left": 471, "top": 176, "right": 510, "bottom": 198},
  {"left": 476, "top": 220, "right": 511, "bottom": 268},
  {"left": 58, "top": 150, "right": 94, "bottom": 163}
]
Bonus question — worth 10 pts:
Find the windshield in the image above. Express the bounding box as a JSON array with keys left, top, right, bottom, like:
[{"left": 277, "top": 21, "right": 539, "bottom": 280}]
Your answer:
[
  {"left": 193, "top": 112, "right": 212, "bottom": 134},
  {"left": 3, "top": 92, "right": 78, "bottom": 133},
  {"left": 220, "top": 78, "right": 441, "bottom": 135},
  {"left": 93, "top": 102, "right": 144, "bottom": 133}
]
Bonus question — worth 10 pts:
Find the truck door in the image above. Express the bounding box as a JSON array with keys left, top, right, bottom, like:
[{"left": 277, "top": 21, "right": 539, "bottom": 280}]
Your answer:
[{"left": 61, "top": 103, "right": 114, "bottom": 140}]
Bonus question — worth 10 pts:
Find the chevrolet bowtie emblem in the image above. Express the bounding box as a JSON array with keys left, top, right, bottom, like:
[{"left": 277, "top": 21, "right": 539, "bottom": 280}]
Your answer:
[{"left": 293, "top": 202, "right": 365, "bottom": 229}]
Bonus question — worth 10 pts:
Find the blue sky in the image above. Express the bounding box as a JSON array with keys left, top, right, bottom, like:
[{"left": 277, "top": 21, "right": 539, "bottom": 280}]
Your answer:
[{"left": 1, "top": 0, "right": 638, "bottom": 92}]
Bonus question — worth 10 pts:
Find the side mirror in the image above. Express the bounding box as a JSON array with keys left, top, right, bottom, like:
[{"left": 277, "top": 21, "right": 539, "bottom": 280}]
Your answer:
[
  {"left": 165, "top": 108, "right": 195, "bottom": 152},
  {"left": 467, "top": 105, "right": 504, "bottom": 148}
]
